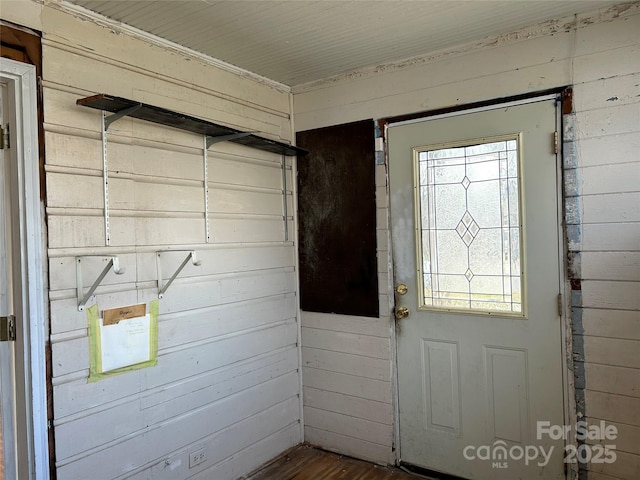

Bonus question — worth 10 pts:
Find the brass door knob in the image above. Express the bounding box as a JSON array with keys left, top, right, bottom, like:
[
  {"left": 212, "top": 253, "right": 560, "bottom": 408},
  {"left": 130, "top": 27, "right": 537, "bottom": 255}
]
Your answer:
[
  {"left": 395, "top": 284, "right": 408, "bottom": 295},
  {"left": 395, "top": 306, "right": 410, "bottom": 320}
]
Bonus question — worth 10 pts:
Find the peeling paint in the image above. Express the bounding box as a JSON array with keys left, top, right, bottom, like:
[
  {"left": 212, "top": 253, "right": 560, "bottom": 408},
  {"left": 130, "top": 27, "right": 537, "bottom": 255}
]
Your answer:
[
  {"left": 571, "top": 289, "right": 583, "bottom": 307},
  {"left": 563, "top": 114, "right": 577, "bottom": 142},
  {"left": 563, "top": 141, "right": 578, "bottom": 169},
  {"left": 567, "top": 252, "right": 582, "bottom": 279},
  {"left": 564, "top": 169, "right": 580, "bottom": 198},
  {"left": 571, "top": 305, "right": 584, "bottom": 336},
  {"left": 572, "top": 337, "right": 585, "bottom": 366},
  {"left": 563, "top": 104, "right": 590, "bottom": 479},
  {"left": 566, "top": 225, "right": 581, "bottom": 252},
  {"left": 294, "top": 2, "right": 640, "bottom": 92},
  {"left": 573, "top": 357, "right": 586, "bottom": 407},
  {"left": 565, "top": 197, "right": 581, "bottom": 225},
  {"left": 573, "top": 358, "right": 588, "bottom": 480}
]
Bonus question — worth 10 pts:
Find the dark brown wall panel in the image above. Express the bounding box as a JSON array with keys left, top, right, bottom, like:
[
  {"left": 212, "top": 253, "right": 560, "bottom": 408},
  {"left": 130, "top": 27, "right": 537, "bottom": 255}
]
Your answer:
[{"left": 296, "top": 120, "right": 379, "bottom": 318}]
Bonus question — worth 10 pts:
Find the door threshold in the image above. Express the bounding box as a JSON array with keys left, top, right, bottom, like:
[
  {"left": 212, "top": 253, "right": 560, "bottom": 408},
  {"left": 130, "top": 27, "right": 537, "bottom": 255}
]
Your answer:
[{"left": 400, "top": 462, "right": 470, "bottom": 480}]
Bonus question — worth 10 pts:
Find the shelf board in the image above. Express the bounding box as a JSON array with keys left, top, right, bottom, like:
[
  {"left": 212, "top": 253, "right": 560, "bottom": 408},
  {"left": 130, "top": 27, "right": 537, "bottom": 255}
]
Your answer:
[{"left": 76, "top": 94, "right": 308, "bottom": 157}]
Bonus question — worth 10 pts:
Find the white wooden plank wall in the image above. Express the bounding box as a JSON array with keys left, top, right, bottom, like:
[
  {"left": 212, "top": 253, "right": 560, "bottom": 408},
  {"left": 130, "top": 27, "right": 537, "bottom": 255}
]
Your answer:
[
  {"left": 294, "top": 5, "right": 640, "bottom": 477},
  {"left": 570, "top": 17, "right": 640, "bottom": 479},
  {"left": 300, "top": 158, "right": 395, "bottom": 464},
  {"left": 34, "top": 5, "right": 301, "bottom": 479}
]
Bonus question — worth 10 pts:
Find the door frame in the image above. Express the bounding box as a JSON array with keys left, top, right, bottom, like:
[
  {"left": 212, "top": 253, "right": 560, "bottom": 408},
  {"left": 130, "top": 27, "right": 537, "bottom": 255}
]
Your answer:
[
  {"left": 384, "top": 92, "right": 574, "bottom": 478},
  {"left": 0, "top": 57, "right": 49, "bottom": 479}
]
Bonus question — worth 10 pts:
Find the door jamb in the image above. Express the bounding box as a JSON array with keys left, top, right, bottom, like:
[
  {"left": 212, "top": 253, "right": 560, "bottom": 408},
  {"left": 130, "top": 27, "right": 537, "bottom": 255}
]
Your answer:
[
  {"left": 383, "top": 92, "right": 573, "bottom": 477},
  {"left": 0, "top": 57, "right": 49, "bottom": 480}
]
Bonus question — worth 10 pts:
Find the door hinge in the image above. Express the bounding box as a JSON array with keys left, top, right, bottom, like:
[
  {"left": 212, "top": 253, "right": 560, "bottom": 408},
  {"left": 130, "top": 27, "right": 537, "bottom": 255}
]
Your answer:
[
  {"left": 0, "top": 123, "right": 9, "bottom": 150},
  {"left": 553, "top": 131, "right": 558, "bottom": 154},
  {"left": 557, "top": 294, "right": 563, "bottom": 317},
  {"left": 0, "top": 315, "right": 16, "bottom": 341}
]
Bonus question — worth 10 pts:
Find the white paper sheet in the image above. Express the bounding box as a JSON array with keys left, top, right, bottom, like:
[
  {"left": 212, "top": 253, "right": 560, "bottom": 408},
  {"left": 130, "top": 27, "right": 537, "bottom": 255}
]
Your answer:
[{"left": 99, "top": 314, "right": 151, "bottom": 372}]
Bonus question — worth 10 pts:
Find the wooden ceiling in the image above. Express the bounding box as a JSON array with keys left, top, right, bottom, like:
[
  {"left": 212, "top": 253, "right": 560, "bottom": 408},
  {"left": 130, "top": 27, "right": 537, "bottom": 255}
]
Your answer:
[{"left": 69, "top": 1, "right": 626, "bottom": 86}]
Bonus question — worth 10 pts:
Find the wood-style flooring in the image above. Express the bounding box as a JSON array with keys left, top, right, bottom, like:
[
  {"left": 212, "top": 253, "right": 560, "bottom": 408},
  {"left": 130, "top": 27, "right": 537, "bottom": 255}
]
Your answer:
[{"left": 246, "top": 444, "right": 421, "bottom": 480}]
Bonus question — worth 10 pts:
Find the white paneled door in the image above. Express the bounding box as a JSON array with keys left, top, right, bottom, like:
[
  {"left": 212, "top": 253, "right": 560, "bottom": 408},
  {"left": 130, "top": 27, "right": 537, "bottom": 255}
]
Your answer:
[{"left": 389, "top": 98, "right": 566, "bottom": 479}]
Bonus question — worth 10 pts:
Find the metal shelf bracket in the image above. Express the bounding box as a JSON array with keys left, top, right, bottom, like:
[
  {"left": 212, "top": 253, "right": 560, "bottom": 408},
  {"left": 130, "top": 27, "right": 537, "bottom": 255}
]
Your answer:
[
  {"left": 157, "top": 251, "right": 202, "bottom": 299},
  {"left": 104, "top": 104, "right": 142, "bottom": 131},
  {"left": 76, "top": 256, "right": 126, "bottom": 311},
  {"left": 205, "top": 132, "right": 254, "bottom": 149}
]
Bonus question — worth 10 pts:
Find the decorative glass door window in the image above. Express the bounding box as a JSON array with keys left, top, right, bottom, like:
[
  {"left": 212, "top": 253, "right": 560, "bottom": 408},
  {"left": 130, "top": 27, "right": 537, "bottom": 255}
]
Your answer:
[{"left": 414, "top": 135, "right": 524, "bottom": 314}]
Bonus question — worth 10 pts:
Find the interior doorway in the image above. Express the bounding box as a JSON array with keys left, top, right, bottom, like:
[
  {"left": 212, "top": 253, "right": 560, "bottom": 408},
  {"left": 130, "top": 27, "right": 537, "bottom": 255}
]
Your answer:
[{"left": 0, "top": 57, "right": 49, "bottom": 480}]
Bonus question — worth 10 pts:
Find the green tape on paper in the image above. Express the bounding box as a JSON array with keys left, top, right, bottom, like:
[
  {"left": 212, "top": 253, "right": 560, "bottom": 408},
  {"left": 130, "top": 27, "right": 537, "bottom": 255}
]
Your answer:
[{"left": 87, "top": 300, "right": 159, "bottom": 383}]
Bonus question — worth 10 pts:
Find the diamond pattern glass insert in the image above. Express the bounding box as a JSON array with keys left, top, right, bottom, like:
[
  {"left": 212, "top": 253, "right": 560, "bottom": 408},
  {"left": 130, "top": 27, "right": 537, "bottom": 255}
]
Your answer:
[
  {"left": 417, "top": 137, "right": 523, "bottom": 313},
  {"left": 456, "top": 211, "right": 480, "bottom": 246}
]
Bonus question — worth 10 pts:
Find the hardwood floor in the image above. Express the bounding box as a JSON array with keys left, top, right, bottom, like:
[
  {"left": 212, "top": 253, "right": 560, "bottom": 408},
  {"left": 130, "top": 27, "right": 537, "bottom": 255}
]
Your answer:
[{"left": 245, "top": 444, "right": 420, "bottom": 480}]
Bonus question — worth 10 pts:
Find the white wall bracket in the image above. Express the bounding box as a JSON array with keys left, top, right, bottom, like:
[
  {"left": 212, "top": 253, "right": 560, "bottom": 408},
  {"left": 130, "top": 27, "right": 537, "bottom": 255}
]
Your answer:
[
  {"left": 76, "top": 256, "right": 126, "bottom": 311},
  {"left": 156, "top": 251, "right": 202, "bottom": 299},
  {"left": 203, "top": 136, "right": 211, "bottom": 243},
  {"left": 101, "top": 104, "right": 142, "bottom": 246},
  {"left": 202, "top": 133, "right": 257, "bottom": 243},
  {"left": 281, "top": 154, "right": 288, "bottom": 241}
]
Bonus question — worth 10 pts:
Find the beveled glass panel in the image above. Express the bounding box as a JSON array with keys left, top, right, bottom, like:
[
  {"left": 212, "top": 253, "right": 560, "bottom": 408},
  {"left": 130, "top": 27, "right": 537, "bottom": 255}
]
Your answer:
[
  {"left": 508, "top": 178, "right": 520, "bottom": 225},
  {"left": 432, "top": 184, "right": 466, "bottom": 229},
  {"left": 510, "top": 228, "right": 521, "bottom": 275},
  {"left": 438, "top": 298, "right": 472, "bottom": 309},
  {"left": 467, "top": 159, "right": 500, "bottom": 182},
  {"left": 428, "top": 147, "right": 465, "bottom": 161},
  {"left": 500, "top": 179, "right": 510, "bottom": 225},
  {"left": 470, "top": 275, "right": 504, "bottom": 295},
  {"left": 469, "top": 229, "right": 503, "bottom": 276},
  {"left": 438, "top": 274, "right": 470, "bottom": 297},
  {"left": 434, "top": 164, "right": 465, "bottom": 184},
  {"left": 465, "top": 141, "right": 506, "bottom": 156},
  {"left": 415, "top": 135, "right": 524, "bottom": 314},
  {"left": 467, "top": 180, "right": 501, "bottom": 228},
  {"left": 436, "top": 230, "right": 468, "bottom": 274}
]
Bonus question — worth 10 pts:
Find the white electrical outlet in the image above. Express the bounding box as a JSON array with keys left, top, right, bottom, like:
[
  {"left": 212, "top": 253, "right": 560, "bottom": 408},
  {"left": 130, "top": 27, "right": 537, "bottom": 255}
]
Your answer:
[{"left": 189, "top": 448, "right": 206, "bottom": 468}]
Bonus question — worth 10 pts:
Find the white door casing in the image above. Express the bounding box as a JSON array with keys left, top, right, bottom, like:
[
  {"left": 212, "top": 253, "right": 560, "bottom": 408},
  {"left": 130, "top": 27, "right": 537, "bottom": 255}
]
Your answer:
[
  {"left": 389, "top": 97, "right": 565, "bottom": 479},
  {"left": 0, "top": 57, "right": 49, "bottom": 480},
  {"left": 1, "top": 77, "right": 18, "bottom": 480}
]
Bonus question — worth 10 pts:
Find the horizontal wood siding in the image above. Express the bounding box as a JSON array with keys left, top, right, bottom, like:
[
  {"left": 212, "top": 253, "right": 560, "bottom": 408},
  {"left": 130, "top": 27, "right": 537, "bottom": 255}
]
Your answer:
[
  {"left": 35, "top": 4, "right": 300, "bottom": 479},
  {"left": 570, "top": 15, "right": 640, "bottom": 479},
  {"left": 294, "top": 5, "right": 640, "bottom": 477},
  {"left": 300, "top": 160, "right": 395, "bottom": 465},
  {"left": 300, "top": 311, "right": 395, "bottom": 464}
]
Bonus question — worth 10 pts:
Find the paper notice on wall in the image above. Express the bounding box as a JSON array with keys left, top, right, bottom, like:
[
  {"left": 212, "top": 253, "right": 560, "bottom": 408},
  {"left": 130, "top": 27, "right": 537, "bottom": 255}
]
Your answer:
[
  {"left": 87, "top": 302, "right": 158, "bottom": 382},
  {"left": 99, "top": 314, "right": 151, "bottom": 372}
]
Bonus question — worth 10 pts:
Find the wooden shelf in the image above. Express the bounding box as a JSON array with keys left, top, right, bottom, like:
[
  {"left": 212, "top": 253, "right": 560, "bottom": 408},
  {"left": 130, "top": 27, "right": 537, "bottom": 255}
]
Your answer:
[{"left": 76, "top": 94, "right": 308, "bottom": 157}]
